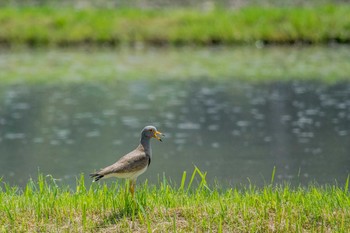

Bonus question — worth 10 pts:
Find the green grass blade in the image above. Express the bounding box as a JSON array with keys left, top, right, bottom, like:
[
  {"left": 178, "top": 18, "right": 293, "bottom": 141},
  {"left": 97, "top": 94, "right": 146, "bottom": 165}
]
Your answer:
[
  {"left": 271, "top": 166, "right": 276, "bottom": 185},
  {"left": 180, "top": 171, "right": 187, "bottom": 191}
]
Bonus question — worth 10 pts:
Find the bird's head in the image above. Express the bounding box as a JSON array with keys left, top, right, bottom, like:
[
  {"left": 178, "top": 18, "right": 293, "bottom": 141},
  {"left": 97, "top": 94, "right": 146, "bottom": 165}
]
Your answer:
[{"left": 141, "top": 126, "right": 164, "bottom": 142}]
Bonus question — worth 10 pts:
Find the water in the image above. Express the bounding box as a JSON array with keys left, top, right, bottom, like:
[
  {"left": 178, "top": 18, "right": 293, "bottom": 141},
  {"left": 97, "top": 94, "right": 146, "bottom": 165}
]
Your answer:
[{"left": 1, "top": 79, "right": 349, "bottom": 188}]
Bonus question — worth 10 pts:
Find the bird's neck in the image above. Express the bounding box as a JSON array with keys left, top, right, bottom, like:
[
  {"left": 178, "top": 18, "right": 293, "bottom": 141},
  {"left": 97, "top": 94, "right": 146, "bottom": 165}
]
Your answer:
[{"left": 140, "top": 137, "right": 152, "bottom": 156}]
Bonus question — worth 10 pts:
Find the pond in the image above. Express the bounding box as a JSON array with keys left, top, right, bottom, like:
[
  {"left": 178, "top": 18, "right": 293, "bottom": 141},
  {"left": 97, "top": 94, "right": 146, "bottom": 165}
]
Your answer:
[{"left": 0, "top": 46, "right": 349, "bottom": 188}]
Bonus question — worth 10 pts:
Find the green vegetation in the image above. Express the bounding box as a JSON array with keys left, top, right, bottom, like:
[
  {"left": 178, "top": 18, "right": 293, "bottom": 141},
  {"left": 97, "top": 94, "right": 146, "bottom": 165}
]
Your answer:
[
  {"left": 0, "top": 0, "right": 345, "bottom": 8},
  {"left": 1, "top": 168, "right": 349, "bottom": 232},
  {"left": 0, "top": 5, "right": 349, "bottom": 46}
]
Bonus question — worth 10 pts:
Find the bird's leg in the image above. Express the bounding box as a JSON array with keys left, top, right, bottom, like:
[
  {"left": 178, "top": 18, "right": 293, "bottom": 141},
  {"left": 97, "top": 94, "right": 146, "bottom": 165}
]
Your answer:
[{"left": 129, "top": 179, "right": 136, "bottom": 199}]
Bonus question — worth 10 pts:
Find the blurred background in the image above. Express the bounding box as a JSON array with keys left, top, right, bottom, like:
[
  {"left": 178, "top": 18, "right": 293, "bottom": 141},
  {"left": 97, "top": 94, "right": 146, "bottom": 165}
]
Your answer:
[
  {"left": 1, "top": 0, "right": 349, "bottom": 8},
  {"left": 0, "top": 0, "right": 349, "bottom": 188}
]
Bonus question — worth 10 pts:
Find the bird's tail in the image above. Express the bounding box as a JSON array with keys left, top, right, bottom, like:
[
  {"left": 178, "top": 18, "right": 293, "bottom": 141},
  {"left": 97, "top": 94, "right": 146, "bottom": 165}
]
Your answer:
[{"left": 90, "top": 173, "right": 104, "bottom": 182}]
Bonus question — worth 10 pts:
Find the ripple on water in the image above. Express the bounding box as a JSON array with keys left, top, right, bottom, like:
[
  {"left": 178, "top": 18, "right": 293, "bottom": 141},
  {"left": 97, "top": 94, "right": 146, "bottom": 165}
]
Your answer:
[
  {"left": 208, "top": 124, "right": 219, "bottom": 131},
  {"left": 121, "top": 116, "right": 141, "bottom": 128},
  {"left": 236, "top": 121, "right": 249, "bottom": 127},
  {"left": 55, "top": 129, "right": 71, "bottom": 139},
  {"left": 177, "top": 122, "right": 201, "bottom": 130},
  {"left": 5, "top": 133, "right": 26, "bottom": 140},
  {"left": 86, "top": 130, "right": 100, "bottom": 138},
  {"left": 13, "top": 102, "right": 30, "bottom": 110},
  {"left": 74, "top": 112, "right": 93, "bottom": 119}
]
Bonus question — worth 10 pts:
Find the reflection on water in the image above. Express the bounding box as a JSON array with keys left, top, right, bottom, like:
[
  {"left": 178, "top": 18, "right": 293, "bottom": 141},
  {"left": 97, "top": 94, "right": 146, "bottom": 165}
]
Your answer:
[{"left": 0, "top": 80, "right": 349, "bottom": 187}]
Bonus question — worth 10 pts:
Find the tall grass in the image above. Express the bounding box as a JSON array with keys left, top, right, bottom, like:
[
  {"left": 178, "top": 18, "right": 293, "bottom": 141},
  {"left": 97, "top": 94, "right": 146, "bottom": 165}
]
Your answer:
[
  {"left": 0, "top": 5, "right": 349, "bottom": 46},
  {"left": 0, "top": 168, "right": 349, "bottom": 232}
]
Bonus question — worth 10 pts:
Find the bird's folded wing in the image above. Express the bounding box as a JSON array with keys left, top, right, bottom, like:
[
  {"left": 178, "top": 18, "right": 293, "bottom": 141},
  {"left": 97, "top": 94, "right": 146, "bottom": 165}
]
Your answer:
[{"left": 99, "top": 149, "right": 149, "bottom": 175}]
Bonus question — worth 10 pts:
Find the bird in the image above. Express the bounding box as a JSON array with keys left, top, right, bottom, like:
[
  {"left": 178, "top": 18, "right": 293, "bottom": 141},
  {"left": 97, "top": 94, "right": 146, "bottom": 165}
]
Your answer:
[{"left": 90, "top": 125, "right": 163, "bottom": 198}]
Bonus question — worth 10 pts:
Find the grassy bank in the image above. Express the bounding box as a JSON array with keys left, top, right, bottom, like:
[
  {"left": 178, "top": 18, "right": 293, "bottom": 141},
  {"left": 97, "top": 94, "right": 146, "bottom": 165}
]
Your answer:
[
  {"left": 0, "top": 5, "right": 349, "bottom": 46},
  {"left": 1, "top": 169, "right": 349, "bottom": 232}
]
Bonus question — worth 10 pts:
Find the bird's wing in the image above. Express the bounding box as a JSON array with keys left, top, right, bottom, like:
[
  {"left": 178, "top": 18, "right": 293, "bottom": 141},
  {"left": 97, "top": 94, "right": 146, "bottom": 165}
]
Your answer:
[{"left": 97, "top": 149, "right": 149, "bottom": 176}]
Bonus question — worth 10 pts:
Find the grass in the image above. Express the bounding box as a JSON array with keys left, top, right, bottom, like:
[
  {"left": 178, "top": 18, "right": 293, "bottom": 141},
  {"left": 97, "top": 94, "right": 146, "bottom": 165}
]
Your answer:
[
  {"left": 0, "top": 5, "right": 350, "bottom": 46},
  {"left": 1, "top": 167, "right": 349, "bottom": 232}
]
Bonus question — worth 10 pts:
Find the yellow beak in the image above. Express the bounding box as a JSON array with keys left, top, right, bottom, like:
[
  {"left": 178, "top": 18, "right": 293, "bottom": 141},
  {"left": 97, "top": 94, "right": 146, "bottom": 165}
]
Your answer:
[{"left": 153, "top": 131, "right": 164, "bottom": 142}]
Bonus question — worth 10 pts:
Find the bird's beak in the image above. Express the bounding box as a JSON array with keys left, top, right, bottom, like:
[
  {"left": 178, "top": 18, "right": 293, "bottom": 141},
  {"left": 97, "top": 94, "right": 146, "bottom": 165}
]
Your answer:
[{"left": 153, "top": 131, "right": 164, "bottom": 142}]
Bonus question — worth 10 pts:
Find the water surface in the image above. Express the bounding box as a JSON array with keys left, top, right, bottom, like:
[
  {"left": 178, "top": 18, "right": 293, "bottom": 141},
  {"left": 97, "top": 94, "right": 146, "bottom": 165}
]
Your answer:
[
  {"left": 0, "top": 46, "right": 349, "bottom": 188},
  {"left": 0, "top": 79, "right": 349, "bottom": 187}
]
